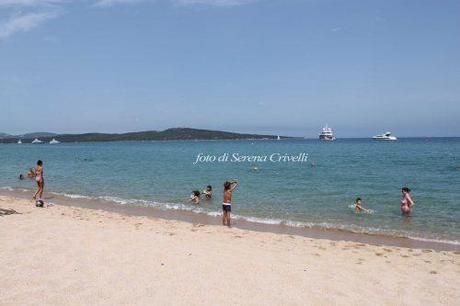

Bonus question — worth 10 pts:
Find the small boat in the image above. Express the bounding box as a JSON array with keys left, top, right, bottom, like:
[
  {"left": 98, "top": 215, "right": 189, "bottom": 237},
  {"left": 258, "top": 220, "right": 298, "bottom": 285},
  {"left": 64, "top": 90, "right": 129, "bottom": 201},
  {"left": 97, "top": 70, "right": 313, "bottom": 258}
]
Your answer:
[
  {"left": 319, "top": 124, "right": 336, "bottom": 141},
  {"left": 277, "top": 135, "right": 281, "bottom": 140},
  {"left": 17, "top": 139, "right": 22, "bottom": 144},
  {"left": 49, "top": 138, "right": 60, "bottom": 144},
  {"left": 372, "top": 132, "right": 397, "bottom": 141},
  {"left": 31, "top": 138, "right": 43, "bottom": 144}
]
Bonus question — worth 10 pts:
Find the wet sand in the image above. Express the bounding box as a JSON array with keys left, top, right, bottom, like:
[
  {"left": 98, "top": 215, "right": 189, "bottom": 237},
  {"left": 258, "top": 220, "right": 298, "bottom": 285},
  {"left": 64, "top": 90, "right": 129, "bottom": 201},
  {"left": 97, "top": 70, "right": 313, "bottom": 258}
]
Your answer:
[
  {"left": 1, "top": 195, "right": 459, "bottom": 305},
  {"left": 1, "top": 188, "right": 459, "bottom": 252}
]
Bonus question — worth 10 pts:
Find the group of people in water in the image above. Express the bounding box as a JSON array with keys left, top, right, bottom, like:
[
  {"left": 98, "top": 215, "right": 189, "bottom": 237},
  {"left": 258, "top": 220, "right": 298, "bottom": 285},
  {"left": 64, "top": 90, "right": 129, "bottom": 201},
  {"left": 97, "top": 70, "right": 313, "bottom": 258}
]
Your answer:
[
  {"left": 20, "top": 159, "right": 415, "bottom": 225},
  {"left": 190, "top": 180, "right": 239, "bottom": 226},
  {"left": 354, "top": 187, "right": 415, "bottom": 215}
]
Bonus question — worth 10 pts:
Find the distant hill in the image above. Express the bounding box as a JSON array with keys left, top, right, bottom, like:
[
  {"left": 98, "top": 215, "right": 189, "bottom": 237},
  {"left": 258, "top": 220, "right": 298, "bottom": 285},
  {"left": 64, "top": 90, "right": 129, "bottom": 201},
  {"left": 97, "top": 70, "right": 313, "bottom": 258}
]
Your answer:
[
  {"left": 0, "top": 132, "right": 57, "bottom": 140},
  {"left": 21, "top": 132, "right": 57, "bottom": 139},
  {"left": 0, "top": 128, "right": 288, "bottom": 143}
]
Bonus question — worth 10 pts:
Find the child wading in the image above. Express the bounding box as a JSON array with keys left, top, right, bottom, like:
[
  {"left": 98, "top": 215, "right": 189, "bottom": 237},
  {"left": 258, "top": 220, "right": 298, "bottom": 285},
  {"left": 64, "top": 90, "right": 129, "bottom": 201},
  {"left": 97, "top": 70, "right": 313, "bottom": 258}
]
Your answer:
[
  {"left": 190, "top": 190, "right": 201, "bottom": 205},
  {"left": 354, "top": 197, "right": 370, "bottom": 213},
  {"left": 223, "top": 180, "right": 238, "bottom": 226}
]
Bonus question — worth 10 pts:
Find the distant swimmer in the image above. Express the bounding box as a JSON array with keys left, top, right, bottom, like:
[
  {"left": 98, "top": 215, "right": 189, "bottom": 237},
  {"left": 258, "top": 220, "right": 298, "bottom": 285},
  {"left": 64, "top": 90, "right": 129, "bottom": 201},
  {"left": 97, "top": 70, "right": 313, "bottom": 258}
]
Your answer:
[
  {"left": 19, "top": 174, "right": 24, "bottom": 180},
  {"left": 203, "top": 185, "right": 212, "bottom": 199},
  {"left": 354, "top": 197, "right": 371, "bottom": 213},
  {"left": 400, "top": 187, "right": 415, "bottom": 215},
  {"left": 190, "top": 190, "right": 201, "bottom": 205},
  {"left": 223, "top": 180, "right": 239, "bottom": 226}
]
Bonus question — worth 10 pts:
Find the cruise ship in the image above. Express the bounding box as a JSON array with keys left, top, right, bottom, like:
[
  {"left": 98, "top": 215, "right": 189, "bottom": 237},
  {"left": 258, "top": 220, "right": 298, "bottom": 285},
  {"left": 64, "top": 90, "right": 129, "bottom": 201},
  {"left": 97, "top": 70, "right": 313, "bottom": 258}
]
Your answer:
[{"left": 319, "top": 125, "right": 336, "bottom": 141}]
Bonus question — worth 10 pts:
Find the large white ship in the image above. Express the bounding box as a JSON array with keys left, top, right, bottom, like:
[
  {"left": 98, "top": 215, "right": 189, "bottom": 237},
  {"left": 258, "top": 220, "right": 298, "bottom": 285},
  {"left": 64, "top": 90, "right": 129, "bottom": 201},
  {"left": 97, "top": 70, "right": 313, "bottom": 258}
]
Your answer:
[{"left": 319, "top": 124, "right": 336, "bottom": 141}]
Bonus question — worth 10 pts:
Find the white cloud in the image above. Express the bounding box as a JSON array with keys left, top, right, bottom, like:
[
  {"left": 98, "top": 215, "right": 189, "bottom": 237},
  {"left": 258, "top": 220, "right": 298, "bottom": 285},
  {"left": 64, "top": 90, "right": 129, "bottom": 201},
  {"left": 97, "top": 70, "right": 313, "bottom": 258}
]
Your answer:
[
  {"left": 93, "top": 0, "right": 144, "bottom": 8},
  {"left": 0, "top": 0, "right": 63, "bottom": 39},
  {"left": 0, "top": 0, "right": 63, "bottom": 7},
  {"left": 174, "top": 0, "right": 257, "bottom": 6},
  {"left": 0, "top": 0, "right": 258, "bottom": 39},
  {"left": 93, "top": 0, "right": 258, "bottom": 7},
  {"left": 0, "top": 10, "right": 60, "bottom": 38}
]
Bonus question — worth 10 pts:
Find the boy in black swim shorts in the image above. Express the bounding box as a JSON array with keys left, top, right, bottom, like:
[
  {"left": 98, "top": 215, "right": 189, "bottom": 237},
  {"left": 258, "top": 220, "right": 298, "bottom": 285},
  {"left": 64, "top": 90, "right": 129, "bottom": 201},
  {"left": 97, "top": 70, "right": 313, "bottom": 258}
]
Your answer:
[{"left": 223, "top": 180, "right": 238, "bottom": 226}]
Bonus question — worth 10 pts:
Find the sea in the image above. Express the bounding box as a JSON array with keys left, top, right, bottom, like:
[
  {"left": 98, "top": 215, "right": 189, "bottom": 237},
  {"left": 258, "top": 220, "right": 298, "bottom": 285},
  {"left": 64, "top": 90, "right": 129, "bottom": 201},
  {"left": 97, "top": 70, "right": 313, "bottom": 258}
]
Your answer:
[{"left": 1, "top": 138, "right": 459, "bottom": 245}]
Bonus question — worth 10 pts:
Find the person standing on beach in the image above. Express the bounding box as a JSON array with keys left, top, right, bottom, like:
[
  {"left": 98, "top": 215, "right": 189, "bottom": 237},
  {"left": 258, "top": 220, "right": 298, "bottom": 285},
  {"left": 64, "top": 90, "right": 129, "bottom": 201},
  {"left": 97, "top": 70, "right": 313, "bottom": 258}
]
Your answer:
[
  {"left": 223, "top": 180, "right": 238, "bottom": 226},
  {"left": 33, "top": 160, "right": 44, "bottom": 201},
  {"left": 400, "top": 187, "right": 415, "bottom": 214}
]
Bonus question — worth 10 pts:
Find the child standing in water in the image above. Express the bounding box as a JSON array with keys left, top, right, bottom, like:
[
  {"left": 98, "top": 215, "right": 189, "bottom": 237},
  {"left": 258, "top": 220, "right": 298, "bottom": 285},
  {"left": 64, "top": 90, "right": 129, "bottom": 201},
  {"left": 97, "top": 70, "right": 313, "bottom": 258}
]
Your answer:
[
  {"left": 223, "top": 180, "right": 238, "bottom": 226},
  {"left": 401, "top": 187, "right": 415, "bottom": 214},
  {"left": 33, "top": 160, "right": 44, "bottom": 201}
]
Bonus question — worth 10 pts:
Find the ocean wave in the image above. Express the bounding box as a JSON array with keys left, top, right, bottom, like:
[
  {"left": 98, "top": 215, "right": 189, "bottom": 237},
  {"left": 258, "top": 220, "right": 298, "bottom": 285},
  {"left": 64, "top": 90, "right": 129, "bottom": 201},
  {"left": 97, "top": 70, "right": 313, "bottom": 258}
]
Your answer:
[
  {"left": 59, "top": 193, "right": 93, "bottom": 200},
  {"left": 407, "top": 236, "right": 460, "bottom": 246},
  {"left": 0, "top": 186, "right": 30, "bottom": 192}
]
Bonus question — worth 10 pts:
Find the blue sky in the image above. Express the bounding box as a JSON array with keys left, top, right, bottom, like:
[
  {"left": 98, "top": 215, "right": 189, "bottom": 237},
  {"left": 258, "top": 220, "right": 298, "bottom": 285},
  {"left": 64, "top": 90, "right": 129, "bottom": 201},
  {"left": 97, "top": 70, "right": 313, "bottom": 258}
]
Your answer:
[{"left": 1, "top": 0, "right": 459, "bottom": 137}]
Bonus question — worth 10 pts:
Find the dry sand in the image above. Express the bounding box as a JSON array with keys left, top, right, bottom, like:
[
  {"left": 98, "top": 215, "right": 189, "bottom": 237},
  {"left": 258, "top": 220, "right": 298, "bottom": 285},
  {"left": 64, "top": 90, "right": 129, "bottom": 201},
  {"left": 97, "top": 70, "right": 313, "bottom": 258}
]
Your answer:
[{"left": 1, "top": 195, "right": 459, "bottom": 305}]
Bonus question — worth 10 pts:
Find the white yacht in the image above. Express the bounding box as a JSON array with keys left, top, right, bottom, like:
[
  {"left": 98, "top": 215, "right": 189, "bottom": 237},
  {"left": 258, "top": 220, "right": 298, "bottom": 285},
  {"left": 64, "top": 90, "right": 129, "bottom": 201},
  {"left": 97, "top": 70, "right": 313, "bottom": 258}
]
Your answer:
[
  {"left": 31, "top": 138, "right": 43, "bottom": 144},
  {"left": 319, "top": 124, "right": 336, "bottom": 141},
  {"left": 372, "top": 131, "right": 397, "bottom": 141},
  {"left": 49, "top": 138, "right": 60, "bottom": 144},
  {"left": 17, "top": 139, "right": 22, "bottom": 144},
  {"left": 277, "top": 135, "right": 281, "bottom": 140}
]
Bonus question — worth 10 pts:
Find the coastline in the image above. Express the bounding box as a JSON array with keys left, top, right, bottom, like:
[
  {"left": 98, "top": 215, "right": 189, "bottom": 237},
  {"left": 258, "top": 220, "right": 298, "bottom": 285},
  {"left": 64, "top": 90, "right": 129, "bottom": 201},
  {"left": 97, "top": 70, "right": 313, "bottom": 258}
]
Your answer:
[
  {"left": 1, "top": 187, "right": 459, "bottom": 252},
  {"left": 1, "top": 194, "right": 459, "bottom": 305}
]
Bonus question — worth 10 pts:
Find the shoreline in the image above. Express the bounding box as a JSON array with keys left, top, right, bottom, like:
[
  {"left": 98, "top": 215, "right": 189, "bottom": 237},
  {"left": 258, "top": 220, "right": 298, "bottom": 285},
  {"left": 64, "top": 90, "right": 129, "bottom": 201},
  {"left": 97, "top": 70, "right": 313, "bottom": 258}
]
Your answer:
[
  {"left": 2, "top": 187, "right": 458, "bottom": 252},
  {"left": 1, "top": 194, "right": 459, "bottom": 305}
]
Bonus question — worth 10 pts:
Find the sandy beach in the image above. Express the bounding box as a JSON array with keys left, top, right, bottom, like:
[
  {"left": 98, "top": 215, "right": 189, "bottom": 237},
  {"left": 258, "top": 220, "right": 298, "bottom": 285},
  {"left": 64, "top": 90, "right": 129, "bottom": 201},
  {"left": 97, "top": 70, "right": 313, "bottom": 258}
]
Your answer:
[{"left": 1, "top": 195, "right": 459, "bottom": 306}]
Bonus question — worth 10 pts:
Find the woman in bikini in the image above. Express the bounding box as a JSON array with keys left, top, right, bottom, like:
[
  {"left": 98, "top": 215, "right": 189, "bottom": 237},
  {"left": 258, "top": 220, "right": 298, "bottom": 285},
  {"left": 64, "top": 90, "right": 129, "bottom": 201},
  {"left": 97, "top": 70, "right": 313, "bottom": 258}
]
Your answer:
[
  {"left": 33, "top": 160, "right": 44, "bottom": 201},
  {"left": 400, "top": 187, "right": 415, "bottom": 215}
]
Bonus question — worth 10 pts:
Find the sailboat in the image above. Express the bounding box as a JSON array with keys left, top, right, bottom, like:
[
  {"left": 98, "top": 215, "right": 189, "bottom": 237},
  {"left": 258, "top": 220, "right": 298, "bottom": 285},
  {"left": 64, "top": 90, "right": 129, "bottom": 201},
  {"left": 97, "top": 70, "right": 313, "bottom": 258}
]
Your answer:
[{"left": 17, "top": 139, "right": 22, "bottom": 144}]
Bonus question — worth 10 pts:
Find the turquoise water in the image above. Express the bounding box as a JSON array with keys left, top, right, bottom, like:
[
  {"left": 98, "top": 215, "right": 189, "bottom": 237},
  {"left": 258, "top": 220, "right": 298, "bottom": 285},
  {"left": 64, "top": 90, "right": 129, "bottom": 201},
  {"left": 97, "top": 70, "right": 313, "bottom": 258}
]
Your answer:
[{"left": 1, "top": 138, "right": 459, "bottom": 243}]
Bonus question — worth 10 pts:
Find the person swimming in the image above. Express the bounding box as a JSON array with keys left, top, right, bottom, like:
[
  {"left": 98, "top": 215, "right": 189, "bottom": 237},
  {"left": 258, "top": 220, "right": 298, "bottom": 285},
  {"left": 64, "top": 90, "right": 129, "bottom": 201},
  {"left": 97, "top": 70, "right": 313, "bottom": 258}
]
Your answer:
[
  {"left": 400, "top": 187, "right": 415, "bottom": 214},
  {"left": 190, "top": 190, "right": 201, "bottom": 205},
  {"left": 203, "top": 185, "right": 212, "bottom": 199},
  {"left": 354, "top": 197, "right": 370, "bottom": 213}
]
